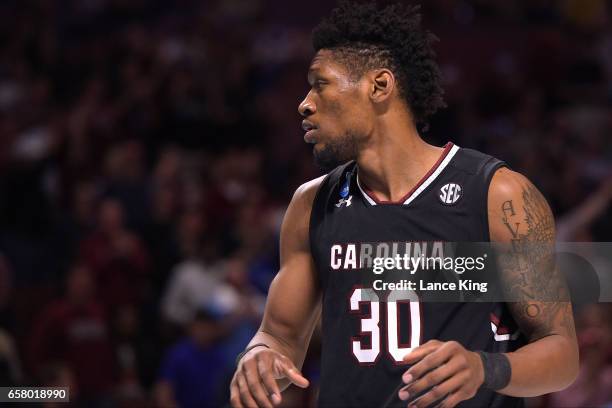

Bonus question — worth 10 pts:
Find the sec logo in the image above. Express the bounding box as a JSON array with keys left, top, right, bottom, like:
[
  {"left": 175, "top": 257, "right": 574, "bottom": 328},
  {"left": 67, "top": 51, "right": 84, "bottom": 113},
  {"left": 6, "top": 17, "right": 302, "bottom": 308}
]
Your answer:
[{"left": 439, "top": 183, "right": 462, "bottom": 205}]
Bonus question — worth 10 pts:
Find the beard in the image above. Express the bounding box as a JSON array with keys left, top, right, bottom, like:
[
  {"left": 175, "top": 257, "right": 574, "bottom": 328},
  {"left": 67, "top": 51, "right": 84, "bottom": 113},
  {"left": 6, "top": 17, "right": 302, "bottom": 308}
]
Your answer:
[{"left": 313, "top": 132, "right": 359, "bottom": 172}]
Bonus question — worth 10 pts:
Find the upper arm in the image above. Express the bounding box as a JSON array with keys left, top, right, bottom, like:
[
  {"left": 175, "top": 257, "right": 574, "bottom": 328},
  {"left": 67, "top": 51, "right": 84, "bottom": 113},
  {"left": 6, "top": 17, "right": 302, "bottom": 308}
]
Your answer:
[
  {"left": 488, "top": 167, "right": 576, "bottom": 341},
  {"left": 259, "top": 176, "right": 325, "bottom": 352}
]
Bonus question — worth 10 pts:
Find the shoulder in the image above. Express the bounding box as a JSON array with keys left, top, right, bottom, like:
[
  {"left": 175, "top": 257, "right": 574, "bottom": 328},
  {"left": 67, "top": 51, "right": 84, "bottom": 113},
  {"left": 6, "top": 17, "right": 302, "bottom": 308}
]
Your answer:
[
  {"left": 292, "top": 161, "right": 356, "bottom": 208},
  {"left": 487, "top": 167, "right": 555, "bottom": 242},
  {"left": 489, "top": 167, "right": 531, "bottom": 196},
  {"left": 295, "top": 174, "right": 327, "bottom": 197},
  {"left": 289, "top": 174, "right": 327, "bottom": 213},
  {"left": 279, "top": 175, "right": 327, "bottom": 254},
  {"left": 488, "top": 167, "right": 549, "bottom": 208}
]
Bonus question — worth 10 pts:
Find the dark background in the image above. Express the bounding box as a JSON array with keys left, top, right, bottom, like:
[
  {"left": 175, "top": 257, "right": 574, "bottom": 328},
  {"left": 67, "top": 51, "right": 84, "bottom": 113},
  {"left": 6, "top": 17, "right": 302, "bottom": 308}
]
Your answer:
[{"left": 0, "top": 0, "right": 611, "bottom": 407}]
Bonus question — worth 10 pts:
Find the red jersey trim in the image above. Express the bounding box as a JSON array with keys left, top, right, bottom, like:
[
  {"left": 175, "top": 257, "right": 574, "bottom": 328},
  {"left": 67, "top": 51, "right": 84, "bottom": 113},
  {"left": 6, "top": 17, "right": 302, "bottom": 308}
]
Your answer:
[{"left": 359, "top": 142, "right": 454, "bottom": 205}]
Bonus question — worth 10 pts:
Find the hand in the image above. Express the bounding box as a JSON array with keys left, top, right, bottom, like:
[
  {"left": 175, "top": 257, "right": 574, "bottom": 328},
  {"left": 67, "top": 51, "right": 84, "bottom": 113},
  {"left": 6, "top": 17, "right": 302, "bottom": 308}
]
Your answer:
[
  {"left": 230, "top": 346, "right": 309, "bottom": 408},
  {"left": 398, "top": 340, "right": 484, "bottom": 408}
]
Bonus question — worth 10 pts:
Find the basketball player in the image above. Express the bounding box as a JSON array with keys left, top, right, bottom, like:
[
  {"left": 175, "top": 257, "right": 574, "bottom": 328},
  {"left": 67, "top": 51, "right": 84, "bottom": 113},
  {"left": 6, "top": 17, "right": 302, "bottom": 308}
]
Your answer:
[{"left": 230, "top": 2, "right": 578, "bottom": 407}]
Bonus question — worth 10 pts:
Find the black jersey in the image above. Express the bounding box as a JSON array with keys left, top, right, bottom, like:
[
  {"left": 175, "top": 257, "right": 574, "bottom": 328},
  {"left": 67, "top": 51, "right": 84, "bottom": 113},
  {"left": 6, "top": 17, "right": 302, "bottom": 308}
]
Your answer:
[{"left": 309, "top": 143, "right": 526, "bottom": 408}]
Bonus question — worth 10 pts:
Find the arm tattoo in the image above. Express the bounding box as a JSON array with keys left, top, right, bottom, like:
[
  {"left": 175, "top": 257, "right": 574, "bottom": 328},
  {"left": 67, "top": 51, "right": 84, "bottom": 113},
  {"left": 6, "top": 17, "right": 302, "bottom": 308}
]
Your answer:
[{"left": 497, "top": 181, "right": 576, "bottom": 341}]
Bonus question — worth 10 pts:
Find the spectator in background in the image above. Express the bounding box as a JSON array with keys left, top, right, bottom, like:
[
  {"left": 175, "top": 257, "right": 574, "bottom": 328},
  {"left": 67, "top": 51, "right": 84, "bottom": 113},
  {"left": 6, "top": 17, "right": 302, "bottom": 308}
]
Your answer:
[
  {"left": 102, "top": 140, "right": 151, "bottom": 234},
  {"left": 155, "top": 308, "right": 235, "bottom": 408},
  {"left": 160, "top": 234, "right": 224, "bottom": 332},
  {"left": 232, "top": 200, "right": 281, "bottom": 294},
  {"left": 0, "top": 328, "right": 22, "bottom": 386},
  {"left": 0, "top": 253, "right": 15, "bottom": 333},
  {"left": 158, "top": 254, "right": 264, "bottom": 406},
  {"left": 224, "top": 255, "right": 265, "bottom": 326},
  {"left": 58, "top": 180, "right": 100, "bottom": 272},
  {"left": 218, "top": 255, "right": 265, "bottom": 374},
  {"left": 175, "top": 209, "right": 208, "bottom": 261},
  {"left": 28, "top": 264, "right": 116, "bottom": 407},
  {"left": 79, "top": 197, "right": 151, "bottom": 311},
  {"left": 39, "top": 362, "right": 78, "bottom": 408},
  {"left": 113, "top": 304, "right": 149, "bottom": 407},
  {"left": 0, "top": 2, "right": 609, "bottom": 407},
  {"left": 203, "top": 149, "right": 267, "bottom": 240},
  {"left": 143, "top": 146, "right": 184, "bottom": 297},
  {"left": 556, "top": 177, "right": 612, "bottom": 241}
]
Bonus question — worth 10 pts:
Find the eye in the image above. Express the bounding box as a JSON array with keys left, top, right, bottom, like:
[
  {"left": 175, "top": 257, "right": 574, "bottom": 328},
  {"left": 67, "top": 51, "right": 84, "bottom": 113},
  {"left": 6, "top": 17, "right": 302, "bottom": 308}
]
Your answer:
[{"left": 314, "top": 79, "right": 327, "bottom": 90}]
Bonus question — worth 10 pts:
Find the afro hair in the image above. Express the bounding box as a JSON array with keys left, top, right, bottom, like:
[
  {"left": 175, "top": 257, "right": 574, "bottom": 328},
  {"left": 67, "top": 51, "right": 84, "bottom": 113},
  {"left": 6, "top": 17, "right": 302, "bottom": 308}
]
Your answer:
[{"left": 312, "top": 1, "right": 445, "bottom": 127}]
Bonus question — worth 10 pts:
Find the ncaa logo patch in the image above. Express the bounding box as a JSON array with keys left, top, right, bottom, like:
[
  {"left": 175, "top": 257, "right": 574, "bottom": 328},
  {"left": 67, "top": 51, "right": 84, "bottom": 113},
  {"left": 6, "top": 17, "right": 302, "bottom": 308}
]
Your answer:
[{"left": 439, "top": 183, "right": 462, "bottom": 205}]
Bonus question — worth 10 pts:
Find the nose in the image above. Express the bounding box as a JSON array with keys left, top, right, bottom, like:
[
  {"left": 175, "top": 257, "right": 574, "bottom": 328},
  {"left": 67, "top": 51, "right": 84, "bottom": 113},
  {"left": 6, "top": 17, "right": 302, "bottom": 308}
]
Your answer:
[{"left": 298, "top": 90, "right": 316, "bottom": 117}]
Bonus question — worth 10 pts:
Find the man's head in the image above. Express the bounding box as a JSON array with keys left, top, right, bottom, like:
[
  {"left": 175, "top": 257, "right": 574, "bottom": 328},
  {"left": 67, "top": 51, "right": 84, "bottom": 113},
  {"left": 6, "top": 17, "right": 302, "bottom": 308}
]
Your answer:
[
  {"left": 298, "top": 1, "right": 445, "bottom": 170},
  {"left": 190, "top": 310, "right": 223, "bottom": 348}
]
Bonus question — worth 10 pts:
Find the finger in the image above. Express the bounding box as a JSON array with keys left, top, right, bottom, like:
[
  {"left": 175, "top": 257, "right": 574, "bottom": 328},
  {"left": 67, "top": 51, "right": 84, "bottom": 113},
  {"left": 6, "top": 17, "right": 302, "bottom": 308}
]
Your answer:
[
  {"left": 243, "top": 359, "right": 274, "bottom": 408},
  {"left": 407, "top": 372, "right": 466, "bottom": 408},
  {"left": 431, "top": 399, "right": 445, "bottom": 408},
  {"left": 398, "top": 358, "right": 456, "bottom": 402},
  {"left": 438, "top": 392, "right": 461, "bottom": 408},
  {"left": 404, "top": 341, "right": 463, "bottom": 383},
  {"left": 230, "top": 380, "right": 244, "bottom": 408},
  {"left": 403, "top": 345, "right": 453, "bottom": 385},
  {"left": 236, "top": 373, "right": 258, "bottom": 408},
  {"left": 400, "top": 357, "right": 460, "bottom": 400},
  {"left": 402, "top": 340, "right": 442, "bottom": 364},
  {"left": 405, "top": 345, "right": 457, "bottom": 383},
  {"left": 276, "top": 359, "right": 309, "bottom": 388},
  {"left": 257, "top": 355, "right": 282, "bottom": 405},
  {"left": 408, "top": 387, "right": 449, "bottom": 408}
]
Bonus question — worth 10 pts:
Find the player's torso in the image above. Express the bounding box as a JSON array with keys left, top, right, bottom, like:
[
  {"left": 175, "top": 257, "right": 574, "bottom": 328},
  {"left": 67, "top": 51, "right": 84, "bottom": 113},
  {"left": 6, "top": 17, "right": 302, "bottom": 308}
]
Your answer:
[{"left": 309, "top": 144, "right": 526, "bottom": 408}]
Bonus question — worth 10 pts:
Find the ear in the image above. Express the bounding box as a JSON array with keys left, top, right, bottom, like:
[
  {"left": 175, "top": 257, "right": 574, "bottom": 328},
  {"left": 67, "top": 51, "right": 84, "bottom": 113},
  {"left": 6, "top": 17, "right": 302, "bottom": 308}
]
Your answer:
[{"left": 370, "top": 69, "right": 395, "bottom": 103}]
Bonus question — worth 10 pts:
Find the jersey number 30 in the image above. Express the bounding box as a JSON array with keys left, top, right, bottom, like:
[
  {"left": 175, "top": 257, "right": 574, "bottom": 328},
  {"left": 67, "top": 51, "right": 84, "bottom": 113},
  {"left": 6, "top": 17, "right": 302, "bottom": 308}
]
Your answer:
[{"left": 349, "top": 287, "right": 421, "bottom": 363}]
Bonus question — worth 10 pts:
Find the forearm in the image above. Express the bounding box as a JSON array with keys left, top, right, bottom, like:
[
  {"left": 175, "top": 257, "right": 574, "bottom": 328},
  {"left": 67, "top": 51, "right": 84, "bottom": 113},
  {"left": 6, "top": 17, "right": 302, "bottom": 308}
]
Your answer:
[
  {"left": 244, "top": 259, "right": 321, "bottom": 374},
  {"left": 498, "top": 334, "right": 578, "bottom": 397}
]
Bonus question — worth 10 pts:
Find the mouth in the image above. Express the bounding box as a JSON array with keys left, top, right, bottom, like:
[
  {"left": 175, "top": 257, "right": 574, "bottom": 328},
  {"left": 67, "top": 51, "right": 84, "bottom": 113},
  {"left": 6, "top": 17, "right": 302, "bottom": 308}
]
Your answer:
[{"left": 302, "top": 120, "right": 318, "bottom": 144}]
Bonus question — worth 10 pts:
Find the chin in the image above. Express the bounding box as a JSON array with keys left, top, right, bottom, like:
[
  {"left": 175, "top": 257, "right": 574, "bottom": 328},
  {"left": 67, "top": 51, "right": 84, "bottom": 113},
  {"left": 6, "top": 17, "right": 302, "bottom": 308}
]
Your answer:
[
  {"left": 313, "top": 142, "right": 325, "bottom": 152},
  {"left": 311, "top": 131, "right": 358, "bottom": 171},
  {"left": 313, "top": 149, "right": 342, "bottom": 172}
]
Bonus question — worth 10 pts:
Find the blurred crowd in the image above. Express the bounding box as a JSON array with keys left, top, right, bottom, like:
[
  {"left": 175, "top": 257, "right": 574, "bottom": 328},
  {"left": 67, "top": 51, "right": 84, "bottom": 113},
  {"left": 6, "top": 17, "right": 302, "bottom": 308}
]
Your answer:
[{"left": 0, "top": 0, "right": 611, "bottom": 407}]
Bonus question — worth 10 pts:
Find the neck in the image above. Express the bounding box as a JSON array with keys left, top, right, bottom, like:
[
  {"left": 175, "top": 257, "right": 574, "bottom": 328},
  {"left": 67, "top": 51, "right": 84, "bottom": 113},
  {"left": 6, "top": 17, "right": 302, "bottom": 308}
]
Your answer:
[{"left": 356, "top": 119, "right": 446, "bottom": 202}]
